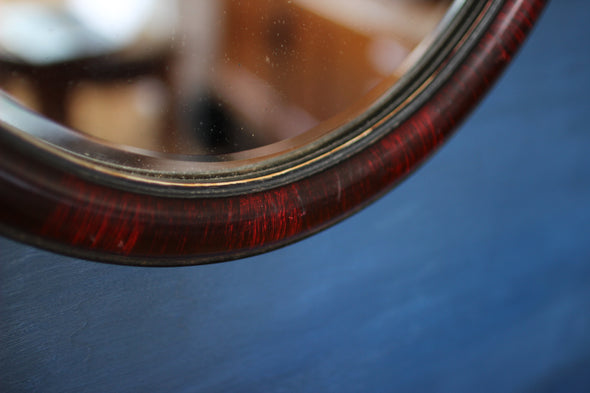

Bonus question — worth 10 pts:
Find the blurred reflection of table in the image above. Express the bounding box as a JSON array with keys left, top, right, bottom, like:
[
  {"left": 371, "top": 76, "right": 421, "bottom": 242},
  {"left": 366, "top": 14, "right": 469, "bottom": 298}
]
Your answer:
[{"left": 0, "top": 0, "right": 176, "bottom": 150}]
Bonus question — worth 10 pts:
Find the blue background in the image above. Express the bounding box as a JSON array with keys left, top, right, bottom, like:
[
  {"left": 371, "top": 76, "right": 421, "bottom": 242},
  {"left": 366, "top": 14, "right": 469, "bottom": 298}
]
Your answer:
[{"left": 2, "top": 1, "right": 590, "bottom": 391}]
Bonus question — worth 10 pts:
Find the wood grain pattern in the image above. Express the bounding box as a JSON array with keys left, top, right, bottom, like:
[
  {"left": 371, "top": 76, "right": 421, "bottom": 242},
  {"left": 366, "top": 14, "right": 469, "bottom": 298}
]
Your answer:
[{"left": 0, "top": 0, "right": 548, "bottom": 265}]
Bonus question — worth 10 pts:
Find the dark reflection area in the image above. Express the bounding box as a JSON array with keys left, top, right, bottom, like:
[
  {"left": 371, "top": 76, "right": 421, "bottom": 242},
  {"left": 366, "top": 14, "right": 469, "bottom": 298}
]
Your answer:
[
  {"left": 0, "top": 0, "right": 453, "bottom": 158},
  {"left": 188, "top": 90, "right": 261, "bottom": 155}
]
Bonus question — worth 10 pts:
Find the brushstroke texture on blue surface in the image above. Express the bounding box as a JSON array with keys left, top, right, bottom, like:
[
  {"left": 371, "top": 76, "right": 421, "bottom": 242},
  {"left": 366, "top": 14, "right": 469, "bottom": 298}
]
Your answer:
[{"left": 1, "top": 1, "right": 589, "bottom": 391}]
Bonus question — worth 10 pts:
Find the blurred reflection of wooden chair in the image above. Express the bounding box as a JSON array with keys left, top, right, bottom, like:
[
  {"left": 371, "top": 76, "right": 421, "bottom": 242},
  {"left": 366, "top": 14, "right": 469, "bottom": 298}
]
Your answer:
[
  {"left": 0, "top": 54, "right": 173, "bottom": 125},
  {"left": 0, "top": 1, "right": 176, "bottom": 139}
]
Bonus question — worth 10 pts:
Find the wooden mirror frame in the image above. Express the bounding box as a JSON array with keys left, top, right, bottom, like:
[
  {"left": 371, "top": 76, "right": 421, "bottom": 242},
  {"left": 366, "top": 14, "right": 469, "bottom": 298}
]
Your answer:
[{"left": 0, "top": 0, "right": 547, "bottom": 266}]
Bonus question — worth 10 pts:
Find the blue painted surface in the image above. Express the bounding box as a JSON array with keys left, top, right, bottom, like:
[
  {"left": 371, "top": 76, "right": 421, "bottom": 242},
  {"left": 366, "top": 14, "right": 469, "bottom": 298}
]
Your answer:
[{"left": 2, "top": 1, "right": 590, "bottom": 392}]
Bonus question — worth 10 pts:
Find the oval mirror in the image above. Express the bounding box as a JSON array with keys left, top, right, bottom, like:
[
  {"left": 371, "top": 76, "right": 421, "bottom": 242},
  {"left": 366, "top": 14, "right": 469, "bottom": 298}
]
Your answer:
[{"left": 0, "top": 0, "right": 547, "bottom": 266}]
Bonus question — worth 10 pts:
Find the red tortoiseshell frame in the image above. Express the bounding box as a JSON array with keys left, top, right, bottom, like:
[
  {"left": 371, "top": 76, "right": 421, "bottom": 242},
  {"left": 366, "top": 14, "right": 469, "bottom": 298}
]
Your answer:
[{"left": 0, "top": 0, "right": 547, "bottom": 266}]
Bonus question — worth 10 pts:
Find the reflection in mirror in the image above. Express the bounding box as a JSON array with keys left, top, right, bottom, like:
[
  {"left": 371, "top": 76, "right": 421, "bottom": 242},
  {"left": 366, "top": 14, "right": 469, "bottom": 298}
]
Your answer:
[{"left": 0, "top": 0, "right": 454, "bottom": 158}]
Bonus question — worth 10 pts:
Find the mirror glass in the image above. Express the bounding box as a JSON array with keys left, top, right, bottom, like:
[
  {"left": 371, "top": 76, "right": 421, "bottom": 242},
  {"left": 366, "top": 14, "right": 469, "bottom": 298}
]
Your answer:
[{"left": 0, "top": 0, "right": 455, "bottom": 161}]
